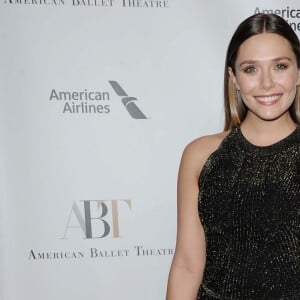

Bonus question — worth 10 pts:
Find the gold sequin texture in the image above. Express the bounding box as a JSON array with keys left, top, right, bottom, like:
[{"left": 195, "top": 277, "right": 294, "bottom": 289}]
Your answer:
[{"left": 197, "top": 126, "right": 300, "bottom": 300}]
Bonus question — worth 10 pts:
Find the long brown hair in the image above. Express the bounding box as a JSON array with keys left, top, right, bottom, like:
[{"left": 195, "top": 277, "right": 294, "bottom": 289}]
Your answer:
[{"left": 224, "top": 13, "right": 300, "bottom": 130}]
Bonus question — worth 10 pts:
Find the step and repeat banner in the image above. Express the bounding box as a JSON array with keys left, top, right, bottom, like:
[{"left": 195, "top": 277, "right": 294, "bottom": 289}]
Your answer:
[{"left": 1, "top": 1, "right": 299, "bottom": 299}]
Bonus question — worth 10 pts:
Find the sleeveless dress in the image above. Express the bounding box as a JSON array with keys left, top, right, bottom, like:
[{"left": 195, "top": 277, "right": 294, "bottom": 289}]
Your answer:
[{"left": 197, "top": 126, "right": 300, "bottom": 300}]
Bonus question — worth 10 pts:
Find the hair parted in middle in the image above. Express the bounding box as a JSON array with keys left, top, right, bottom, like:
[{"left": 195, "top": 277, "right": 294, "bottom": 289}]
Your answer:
[{"left": 223, "top": 13, "right": 300, "bottom": 130}]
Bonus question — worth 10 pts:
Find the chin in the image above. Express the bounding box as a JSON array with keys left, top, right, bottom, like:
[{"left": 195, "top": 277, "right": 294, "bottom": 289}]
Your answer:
[{"left": 253, "top": 111, "right": 291, "bottom": 122}]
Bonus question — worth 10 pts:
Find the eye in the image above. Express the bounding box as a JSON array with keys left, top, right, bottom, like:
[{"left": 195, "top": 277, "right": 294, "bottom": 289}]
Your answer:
[
  {"left": 275, "top": 63, "right": 288, "bottom": 70},
  {"left": 243, "top": 65, "right": 256, "bottom": 74}
]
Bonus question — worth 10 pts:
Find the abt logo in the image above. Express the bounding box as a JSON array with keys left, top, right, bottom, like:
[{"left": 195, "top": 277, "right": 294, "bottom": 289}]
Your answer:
[{"left": 62, "top": 200, "right": 132, "bottom": 239}]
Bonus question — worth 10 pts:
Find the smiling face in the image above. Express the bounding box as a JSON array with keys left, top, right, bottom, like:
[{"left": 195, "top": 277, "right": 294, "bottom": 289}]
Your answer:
[{"left": 229, "top": 32, "right": 300, "bottom": 124}]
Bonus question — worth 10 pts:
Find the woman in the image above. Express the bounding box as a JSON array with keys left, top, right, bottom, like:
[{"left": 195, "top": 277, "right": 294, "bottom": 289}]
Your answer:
[{"left": 166, "top": 13, "right": 300, "bottom": 300}]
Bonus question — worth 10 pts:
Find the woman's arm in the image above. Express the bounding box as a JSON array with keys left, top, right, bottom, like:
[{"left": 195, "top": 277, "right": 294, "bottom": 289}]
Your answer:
[{"left": 166, "top": 134, "right": 225, "bottom": 300}]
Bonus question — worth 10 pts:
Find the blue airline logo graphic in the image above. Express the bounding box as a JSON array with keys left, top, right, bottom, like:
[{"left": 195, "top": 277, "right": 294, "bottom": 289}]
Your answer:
[{"left": 109, "top": 81, "right": 147, "bottom": 119}]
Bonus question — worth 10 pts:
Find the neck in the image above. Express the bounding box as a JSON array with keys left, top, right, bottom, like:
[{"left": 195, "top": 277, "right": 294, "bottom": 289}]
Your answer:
[{"left": 240, "top": 113, "right": 297, "bottom": 146}]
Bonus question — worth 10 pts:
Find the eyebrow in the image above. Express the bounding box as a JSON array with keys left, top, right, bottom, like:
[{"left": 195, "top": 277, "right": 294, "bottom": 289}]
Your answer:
[{"left": 239, "top": 56, "right": 293, "bottom": 67}]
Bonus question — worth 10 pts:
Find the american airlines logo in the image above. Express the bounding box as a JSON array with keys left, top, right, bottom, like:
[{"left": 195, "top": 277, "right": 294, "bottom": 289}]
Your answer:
[
  {"left": 49, "top": 80, "right": 147, "bottom": 119},
  {"left": 109, "top": 81, "right": 147, "bottom": 119}
]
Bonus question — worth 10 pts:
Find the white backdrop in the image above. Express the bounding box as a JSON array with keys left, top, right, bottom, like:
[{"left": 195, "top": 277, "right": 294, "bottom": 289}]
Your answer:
[{"left": 1, "top": 1, "right": 299, "bottom": 299}]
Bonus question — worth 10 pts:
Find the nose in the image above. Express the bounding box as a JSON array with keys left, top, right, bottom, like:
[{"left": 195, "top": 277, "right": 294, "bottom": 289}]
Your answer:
[{"left": 260, "top": 69, "right": 274, "bottom": 90}]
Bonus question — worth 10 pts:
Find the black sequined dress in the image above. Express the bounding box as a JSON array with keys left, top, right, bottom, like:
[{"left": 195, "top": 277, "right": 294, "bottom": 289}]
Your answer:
[{"left": 197, "top": 126, "right": 300, "bottom": 300}]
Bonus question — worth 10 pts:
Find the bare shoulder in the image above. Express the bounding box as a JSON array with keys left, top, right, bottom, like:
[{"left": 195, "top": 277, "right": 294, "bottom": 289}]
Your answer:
[
  {"left": 180, "top": 130, "right": 230, "bottom": 178},
  {"left": 185, "top": 131, "right": 229, "bottom": 156}
]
